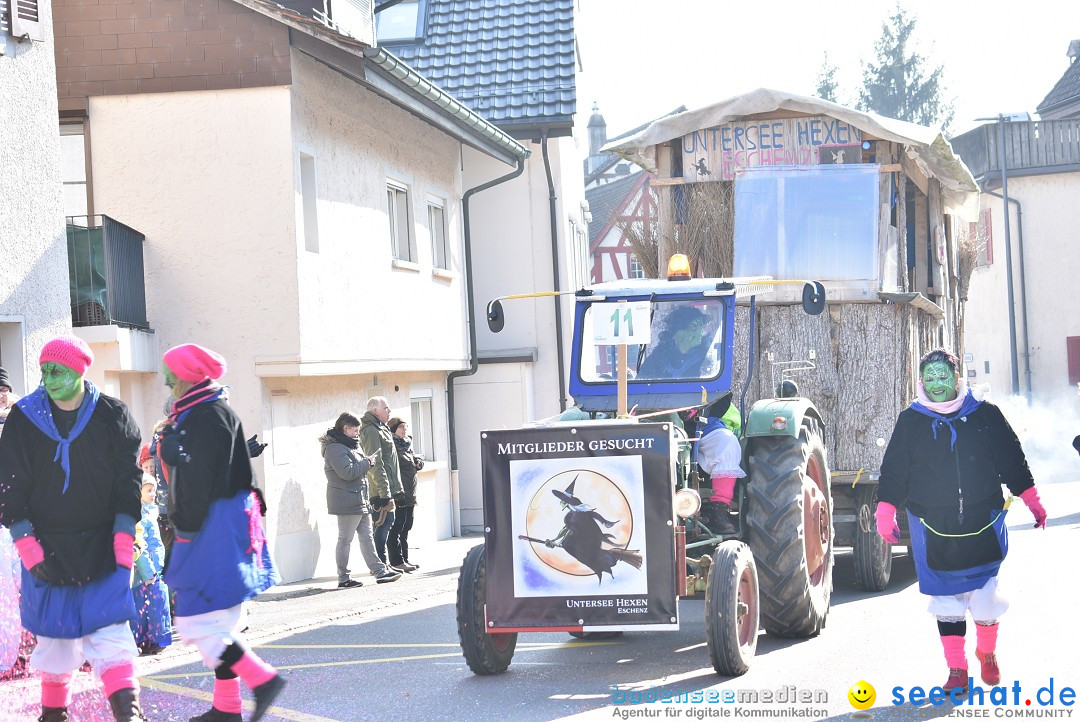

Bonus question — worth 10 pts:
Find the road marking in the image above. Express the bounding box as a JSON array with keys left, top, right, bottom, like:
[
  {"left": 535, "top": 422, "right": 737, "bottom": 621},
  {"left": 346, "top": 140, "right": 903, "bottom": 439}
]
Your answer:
[
  {"left": 146, "top": 641, "right": 620, "bottom": 680},
  {"left": 140, "top": 677, "right": 337, "bottom": 722},
  {"left": 253, "top": 642, "right": 588, "bottom": 649}
]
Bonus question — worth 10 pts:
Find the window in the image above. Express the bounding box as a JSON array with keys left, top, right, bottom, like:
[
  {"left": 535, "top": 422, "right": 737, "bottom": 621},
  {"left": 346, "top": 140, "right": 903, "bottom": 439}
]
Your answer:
[
  {"left": 734, "top": 165, "right": 880, "bottom": 281},
  {"left": 578, "top": 298, "right": 727, "bottom": 384},
  {"left": 376, "top": 0, "right": 420, "bottom": 42},
  {"left": 409, "top": 394, "right": 434, "bottom": 461},
  {"left": 428, "top": 200, "right": 448, "bottom": 269},
  {"left": 60, "top": 123, "right": 89, "bottom": 217},
  {"left": 387, "top": 181, "right": 414, "bottom": 262},
  {"left": 629, "top": 254, "right": 645, "bottom": 279},
  {"left": 299, "top": 152, "right": 319, "bottom": 253},
  {"left": 1068, "top": 337, "right": 1080, "bottom": 387}
]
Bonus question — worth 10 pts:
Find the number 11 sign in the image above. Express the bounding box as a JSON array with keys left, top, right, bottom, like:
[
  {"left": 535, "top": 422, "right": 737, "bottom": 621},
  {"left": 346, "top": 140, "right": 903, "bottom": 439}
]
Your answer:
[{"left": 592, "top": 301, "right": 651, "bottom": 346}]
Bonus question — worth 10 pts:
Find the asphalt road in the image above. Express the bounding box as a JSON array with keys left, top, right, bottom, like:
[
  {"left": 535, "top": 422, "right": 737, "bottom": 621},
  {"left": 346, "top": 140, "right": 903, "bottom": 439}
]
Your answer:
[{"left": 2, "top": 483, "right": 1077, "bottom": 722}]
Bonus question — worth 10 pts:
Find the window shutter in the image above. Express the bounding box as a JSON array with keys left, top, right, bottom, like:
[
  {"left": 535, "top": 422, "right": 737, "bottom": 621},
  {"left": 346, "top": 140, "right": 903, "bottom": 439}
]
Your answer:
[
  {"left": 1, "top": 0, "right": 11, "bottom": 40},
  {"left": 1067, "top": 336, "right": 1080, "bottom": 386},
  {"left": 11, "top": 0, "right": 44, "bottom": 42}
]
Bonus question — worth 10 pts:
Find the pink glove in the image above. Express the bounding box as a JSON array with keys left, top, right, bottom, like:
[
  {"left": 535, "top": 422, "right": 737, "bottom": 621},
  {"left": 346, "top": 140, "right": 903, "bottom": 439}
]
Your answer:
[
  {"left": 113, "top": 532, "right": 135, "bottom": 569},
  {"left": 13, "top": 535, "right": 46, "bottom": 571},
  {"left": 875, "top": 501, "right": 900, "bottom": 543},
  {"left": 1018, "top": 487, "right": 1047, "bottom": 529}
]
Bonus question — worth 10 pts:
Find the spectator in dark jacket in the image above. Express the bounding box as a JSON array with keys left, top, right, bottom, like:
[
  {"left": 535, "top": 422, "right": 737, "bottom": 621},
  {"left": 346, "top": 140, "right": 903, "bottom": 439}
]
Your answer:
[
  {"left": 320, "top": 413, "right": 401, "bottom": 587},
  {"left": 387, "top": 418, "right": 424, "bottom": 571},
  {"left": 359, "top": 396, "right": 403, "bottom": 567}
]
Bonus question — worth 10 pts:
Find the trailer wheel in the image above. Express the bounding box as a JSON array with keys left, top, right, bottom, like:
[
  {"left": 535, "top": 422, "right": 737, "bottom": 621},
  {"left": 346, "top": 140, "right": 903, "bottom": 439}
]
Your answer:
[
  {"left": 705, "top": 540, "right": 758, "bottom": 676},
  {"left": 456, "top": 544, "right": 516, "bottom": 675},
  {"left": 852, "top": 483, "right": 893, "bottom": 591},
  {"left": 746, "top": 418, "right": 833, "bottom": 638},
  {"left": 568, "top": 631, "right": 624, "bottom": 640}
]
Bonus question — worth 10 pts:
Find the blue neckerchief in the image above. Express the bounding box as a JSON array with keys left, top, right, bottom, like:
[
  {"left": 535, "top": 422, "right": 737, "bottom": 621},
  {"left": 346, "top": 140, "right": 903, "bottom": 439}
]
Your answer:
[
  {"left": 173, "top": 387, "right": 226, "bottom": 427},
  {"left": 910, "top": 390, "right": 983, "bottom": 450},
  {"left": 15, "top": 380, "right": 101, "bottom": 493}
]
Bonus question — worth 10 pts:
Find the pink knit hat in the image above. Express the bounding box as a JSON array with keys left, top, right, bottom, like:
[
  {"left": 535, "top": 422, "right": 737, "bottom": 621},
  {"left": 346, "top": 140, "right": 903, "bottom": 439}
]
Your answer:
[
  {"left": 163, "top": 343, "right": 226, "bottom": 383},
  {"left": 39, "top": 335, "right": 94, "bottom": 376}
]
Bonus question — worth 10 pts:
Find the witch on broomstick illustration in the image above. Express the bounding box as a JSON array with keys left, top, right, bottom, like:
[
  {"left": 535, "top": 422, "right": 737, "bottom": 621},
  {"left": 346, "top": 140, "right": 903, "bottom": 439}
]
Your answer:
[{"left": 519, "top": 476, "right": 642, "bottom": 584}]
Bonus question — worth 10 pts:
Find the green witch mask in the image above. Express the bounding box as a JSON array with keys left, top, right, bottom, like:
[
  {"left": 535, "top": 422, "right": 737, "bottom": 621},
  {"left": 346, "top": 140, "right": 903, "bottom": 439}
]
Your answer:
[
  {"left": 921, "top": 361, "right": 958, "bottom": 402},
  {"left": 40, "top": 362, "right": 83, "bottom": 403}
]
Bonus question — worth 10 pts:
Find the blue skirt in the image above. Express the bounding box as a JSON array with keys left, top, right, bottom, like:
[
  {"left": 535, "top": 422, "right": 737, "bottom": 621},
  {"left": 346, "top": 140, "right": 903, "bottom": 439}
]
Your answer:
[
  {"left": 21, "top": 566, "right": 135, "bottom": 639},
  {"left": 908, "top": 508, "right": 1009, "bottom": 596},
  {"left": 165, "top": 491, "right": 280, "bottom": 617}
]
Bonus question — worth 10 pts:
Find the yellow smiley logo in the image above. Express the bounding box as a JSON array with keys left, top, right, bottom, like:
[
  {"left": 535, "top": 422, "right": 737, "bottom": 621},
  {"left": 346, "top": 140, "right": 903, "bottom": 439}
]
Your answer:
[{"left": 848, "top": 680, "right": 876, "bottom": 710}]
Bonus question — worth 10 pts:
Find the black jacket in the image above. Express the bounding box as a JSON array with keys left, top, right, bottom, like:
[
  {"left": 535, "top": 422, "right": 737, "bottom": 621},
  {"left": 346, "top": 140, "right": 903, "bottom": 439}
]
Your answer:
[
  {"left": 878, "top": 400, "right": 1034, "bottom": 524},
  {"left": 392, "top": 434, "right": 424, "bottom": 506},
  {"left": 166, "top": 398, "right": 254, "bottom": 533},
  {"left": 0, "top": 394, "right": 142, "bottom": 585}
]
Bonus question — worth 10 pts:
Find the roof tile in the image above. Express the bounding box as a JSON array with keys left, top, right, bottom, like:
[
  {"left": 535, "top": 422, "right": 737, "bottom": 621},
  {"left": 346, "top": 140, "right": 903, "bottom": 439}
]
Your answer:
[{"left": 390, "top": 0, "right": 576, "bottom": 128}]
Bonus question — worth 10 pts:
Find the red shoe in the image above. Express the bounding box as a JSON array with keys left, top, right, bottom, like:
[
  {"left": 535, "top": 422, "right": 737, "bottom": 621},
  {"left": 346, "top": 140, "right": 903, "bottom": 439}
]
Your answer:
[
  {"left": 976, "top": 649, "right": 1001, "bottom": 685},
  {"left": 944, "top": 668, "right": 969, "bottom": 694}
]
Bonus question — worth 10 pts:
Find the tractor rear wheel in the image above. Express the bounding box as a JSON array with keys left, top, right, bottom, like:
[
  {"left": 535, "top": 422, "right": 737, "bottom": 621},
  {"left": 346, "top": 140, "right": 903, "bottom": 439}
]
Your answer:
[
  {"left": 852, "top": 483, "right": 893, "bottom": 591},
  {"left": 746, "top": 418, "right": 833, "bottom": 638},
  {"left": 456, "top": 544, "right": 516, "bottom": 675},
  {"left": 705, "top": 540, "right": 759, "bottom": 676}
]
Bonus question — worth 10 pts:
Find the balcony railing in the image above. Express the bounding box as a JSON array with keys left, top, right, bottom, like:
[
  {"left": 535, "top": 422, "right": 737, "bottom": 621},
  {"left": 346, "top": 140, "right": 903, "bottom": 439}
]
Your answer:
[
  {"left": 951, "top": 118, "right": 1080, "bottom": 182},
  {"left": 66, "top": 215, "right": 149, "bottom": 330}
]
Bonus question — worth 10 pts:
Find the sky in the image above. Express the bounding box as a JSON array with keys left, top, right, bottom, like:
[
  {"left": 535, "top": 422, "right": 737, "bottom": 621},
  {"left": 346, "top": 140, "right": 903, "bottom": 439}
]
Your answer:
[{"left": 575, "top": 0, "right": 1080, "bottom": 140}]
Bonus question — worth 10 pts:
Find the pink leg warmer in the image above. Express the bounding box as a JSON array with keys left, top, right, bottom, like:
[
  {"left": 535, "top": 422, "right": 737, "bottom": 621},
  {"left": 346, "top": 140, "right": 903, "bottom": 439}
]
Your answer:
[
  {"left": 231, "top": 651, "right": 276, "bottom": 689},
  {"left": 213, "top": 677, "right": 243, "bottom": 714},
  {"left": 41, "top": 676, "right": 72, "bottom": 708},
  {"left": 100, "top": 662, "right": 137, "bottom": 698},
  {"left": 710, "top": 476, "right": 737, "bottom": 505},
  {"left": 975, "top": 622, "right": 999, "bottom": 654},
  {"left": 941, "top": 635, "right": 967, "bottom": 669}
]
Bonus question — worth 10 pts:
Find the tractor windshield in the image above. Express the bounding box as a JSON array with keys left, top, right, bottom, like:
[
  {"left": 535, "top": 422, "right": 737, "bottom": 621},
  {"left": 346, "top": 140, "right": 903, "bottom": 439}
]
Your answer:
[{"left": 579, "top": 298, "right": 726, "bottom": 384}]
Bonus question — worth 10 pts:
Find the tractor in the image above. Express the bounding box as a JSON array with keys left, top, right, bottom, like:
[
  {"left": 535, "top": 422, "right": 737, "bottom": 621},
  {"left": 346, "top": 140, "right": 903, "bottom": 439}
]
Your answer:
[{"left": 456, "top": 255, "right": 832, "bottom": 677}]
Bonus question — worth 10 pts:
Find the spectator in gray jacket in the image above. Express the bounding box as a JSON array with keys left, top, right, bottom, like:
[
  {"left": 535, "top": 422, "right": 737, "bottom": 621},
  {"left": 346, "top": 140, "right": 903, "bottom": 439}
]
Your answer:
[{"left": 320, "top": 412, "right": 401, "bottom": 587}]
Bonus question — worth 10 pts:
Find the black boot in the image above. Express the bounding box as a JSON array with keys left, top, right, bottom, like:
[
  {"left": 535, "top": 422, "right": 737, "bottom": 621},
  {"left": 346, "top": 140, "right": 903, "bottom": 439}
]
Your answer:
[
  {"left": 189, "top": 708, "right": 242, "bottom": 722},
  {"left": 107, "top": 687, "right": 147, "bottom": 722},
  {"left": 38, "top": 708, "right": 68, "bottom": 722},
  {"left": 251, "top": 674, "right": 286, "bottom": 722},
  {"left": 707, "top": 502, "right": 738, "bottom": 536}
]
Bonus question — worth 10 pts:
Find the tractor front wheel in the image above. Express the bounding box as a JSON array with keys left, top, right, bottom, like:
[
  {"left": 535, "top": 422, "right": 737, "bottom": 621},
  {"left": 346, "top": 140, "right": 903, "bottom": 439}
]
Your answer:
[
  {"left": 746, "top": 419, "right": 833, "bottom": 638},
  {"left": 456, "top": 544, "right": 516, "bottom": 675},
  {"left": 705, "top": 540, "right": 759, "bottom": 676}
]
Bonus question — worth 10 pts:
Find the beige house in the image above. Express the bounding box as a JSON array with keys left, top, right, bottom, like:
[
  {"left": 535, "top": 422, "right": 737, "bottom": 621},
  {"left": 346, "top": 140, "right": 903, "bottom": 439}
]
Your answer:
[
  {"left": 51, "top": 0, "right": 528, "bottom": 581},
  {"left": 0, "top": 0, "right": 70, "bottom": 392},
  {"left": 952, "top": 42, "right": 1080, "bottom": 403}
]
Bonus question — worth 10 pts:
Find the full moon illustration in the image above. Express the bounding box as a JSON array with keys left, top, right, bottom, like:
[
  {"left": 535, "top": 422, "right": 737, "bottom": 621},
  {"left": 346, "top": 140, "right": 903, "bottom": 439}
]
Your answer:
[{"left": 524, "top": 469, "right": 634, "bottom": 576}]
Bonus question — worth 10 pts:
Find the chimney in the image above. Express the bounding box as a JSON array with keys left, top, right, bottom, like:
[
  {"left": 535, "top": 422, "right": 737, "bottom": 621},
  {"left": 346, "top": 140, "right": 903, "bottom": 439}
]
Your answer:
[{"left": 1068, "top": 39, "right": 1080, "bottom": 64}]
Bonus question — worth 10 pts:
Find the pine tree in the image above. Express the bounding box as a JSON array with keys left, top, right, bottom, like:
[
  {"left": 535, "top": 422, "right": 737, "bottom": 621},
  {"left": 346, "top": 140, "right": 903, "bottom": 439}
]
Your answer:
[
  {"left": 815, "top": 53, "right": 840, "bottom": 103},
  {"left": 857, "top": 4, "right": 954, "bottom": 131}
]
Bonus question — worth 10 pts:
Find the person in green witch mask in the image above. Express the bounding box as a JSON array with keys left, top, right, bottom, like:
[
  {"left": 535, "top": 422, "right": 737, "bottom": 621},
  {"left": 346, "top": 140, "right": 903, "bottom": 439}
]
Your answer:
[
  {"left": 875, "top": 348, "right": 1047, "bottom": 697},
  {"left": 0, "top": 336, "right": 147, "bottom": 721}
]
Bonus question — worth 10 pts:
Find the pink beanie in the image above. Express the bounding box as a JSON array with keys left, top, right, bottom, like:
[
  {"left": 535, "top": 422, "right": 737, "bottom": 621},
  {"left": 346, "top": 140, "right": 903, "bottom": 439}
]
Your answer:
[
  {"left": 163, "top": 343, "right": 226, "bottom": 383},
  {"left": 39, "top": 335, "right": 94, "bottom": 376}
]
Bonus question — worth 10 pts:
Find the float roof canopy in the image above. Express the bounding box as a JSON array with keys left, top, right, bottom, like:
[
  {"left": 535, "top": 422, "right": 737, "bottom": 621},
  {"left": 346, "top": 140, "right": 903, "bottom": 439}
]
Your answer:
[{"left": 602, "top": 88, "right": 978, "bottom": 216}]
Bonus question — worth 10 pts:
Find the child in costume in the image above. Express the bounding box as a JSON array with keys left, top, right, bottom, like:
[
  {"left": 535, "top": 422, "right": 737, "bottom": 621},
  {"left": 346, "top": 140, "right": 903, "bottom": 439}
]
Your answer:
[
  {"left": 0, "top": 336, "right": 146, "bottom": 721},
  {"left": 157, "top": 343, "right": 283, "bottom": 722},
  {"left": 131, "top": 474, "right": 172, "bottom": 655},
  {"left": 875, "top": 348, "right": 1046, "bottom": 694},
  {"left": 695, "top": 397, "right": 745, "bottom": 536}
]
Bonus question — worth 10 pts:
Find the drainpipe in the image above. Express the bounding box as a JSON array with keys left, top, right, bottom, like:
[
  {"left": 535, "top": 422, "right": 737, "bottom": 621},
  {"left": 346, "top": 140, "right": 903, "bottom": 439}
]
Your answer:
[
  {"left": 985, "top": 187, "right": 1031, "bottom": 403},
  {"left": 447, "top": 157, "right": 526, "bottom": 476},
  {"left": 541, "top": 129, "right": 569, "bottom": 413}
]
